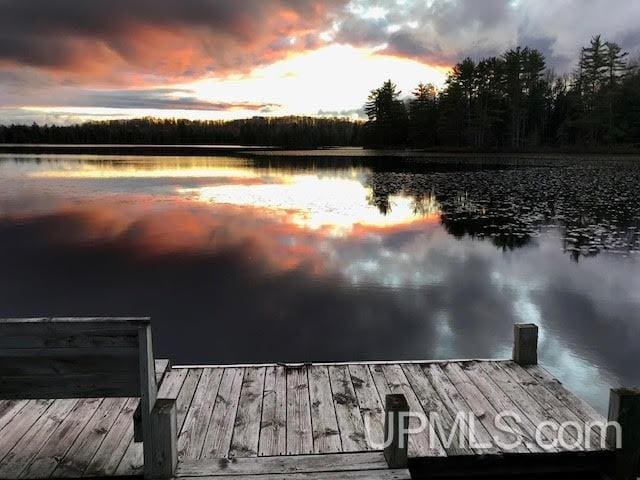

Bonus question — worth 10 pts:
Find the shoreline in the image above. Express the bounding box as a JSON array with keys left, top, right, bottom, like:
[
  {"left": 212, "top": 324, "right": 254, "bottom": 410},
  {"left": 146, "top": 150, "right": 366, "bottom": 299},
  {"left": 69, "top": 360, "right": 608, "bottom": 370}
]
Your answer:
[{"left": 1, "top": 143, "right": 640, "bottom": 160}]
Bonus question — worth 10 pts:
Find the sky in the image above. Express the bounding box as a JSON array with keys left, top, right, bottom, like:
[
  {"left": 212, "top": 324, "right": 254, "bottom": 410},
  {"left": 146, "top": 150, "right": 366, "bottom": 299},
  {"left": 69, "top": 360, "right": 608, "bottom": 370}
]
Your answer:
[{"left": 1, "top": 0, "right": 639, "bottom": 125}]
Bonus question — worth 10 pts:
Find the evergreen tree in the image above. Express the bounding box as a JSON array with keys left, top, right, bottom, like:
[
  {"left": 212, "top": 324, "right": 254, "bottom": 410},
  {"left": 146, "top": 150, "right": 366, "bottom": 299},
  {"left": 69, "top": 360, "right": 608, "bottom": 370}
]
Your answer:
[
  {"left": 364, "top": 80, "right": 408, "bottom": 146},
  {"left": 408, "top": 83, "right": 438, "bottom": 147}
]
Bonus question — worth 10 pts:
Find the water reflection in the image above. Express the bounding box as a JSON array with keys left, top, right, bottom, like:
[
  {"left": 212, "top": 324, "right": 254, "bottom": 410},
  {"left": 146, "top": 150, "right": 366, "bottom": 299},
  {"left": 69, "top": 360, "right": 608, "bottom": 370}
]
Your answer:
[{"left": 0, "top": 154, "right": 639, "bottom": 413}]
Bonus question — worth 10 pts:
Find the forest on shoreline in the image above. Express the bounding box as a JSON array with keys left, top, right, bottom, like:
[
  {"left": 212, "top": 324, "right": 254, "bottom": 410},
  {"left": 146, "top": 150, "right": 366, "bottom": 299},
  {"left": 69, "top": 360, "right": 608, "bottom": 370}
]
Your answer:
[{"left": 1, "top": 35, "right": 638, "bottom": 151}]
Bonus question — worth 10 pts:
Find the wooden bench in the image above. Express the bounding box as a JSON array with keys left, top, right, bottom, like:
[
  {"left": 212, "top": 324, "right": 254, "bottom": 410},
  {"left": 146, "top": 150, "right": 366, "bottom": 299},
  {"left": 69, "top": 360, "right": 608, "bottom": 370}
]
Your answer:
[{"left": 0, "top": 317, "right": 177, "bottom": 479}]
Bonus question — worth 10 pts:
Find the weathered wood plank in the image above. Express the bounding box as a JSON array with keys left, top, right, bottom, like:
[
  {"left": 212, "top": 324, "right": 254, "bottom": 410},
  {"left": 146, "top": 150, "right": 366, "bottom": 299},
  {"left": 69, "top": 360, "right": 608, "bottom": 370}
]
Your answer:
[
  {"left": 157, "top": 368, "right": 188, "bottom": 401},
  {"left": 177, "top": 450, "right": 392, "bottom": 476},
  {"left": 259, "top": 365, "right": 287, "bottom": 457},
  {"left": 526, "top": 364, "right": 608, "bottom": 449},
  {"left": 84, "top": 397, "right": 139, "bottom": 477},
  {"left": 114, "top": 439, "right": 143, "bottom": 477},
  {"left": 443, "top": 363, "right": 529, "bottom": 454},
  {"left": 308, "top": 365, "right": 341, "bottom": 454},
  {"left": 0, "top": 399, "right": 77, "bottom": 479},
  {"left": 201, "top": 368, "right": 244, "bottom": 459},
  {"left": 178, "top": 368, "right": 224, "bottom": 460},
  {"left": 19, "top": 398, "right": 103, "bottom": 478},
  {"left": 176, "top": 369, "right": 203, "bottom": 432},
  {"left": 499, "top": 362, "right": 600, "bottom": 451},
  {"left": 349, "top": 364, "right": 386, "bottom": 450},
  {"left": 52, "top": 397, "right": 127, "bottom": 478},
  {"left": 0, "top": 399, "right": 52, "bottom": 461},
  {"left": 0, "top": 374, "right": 140, "bottom": 399},
  {"left": 177, "top": 469, "right": 411, "bottom": 479},
  {"left": 401, "top": 363, "right": 474, "bottom": 456},
  {"left": 421, "top": 363, "right": 498, "bottom": 455},
  {"left": 478, "top": 362, "right": 563, "bottom": 451},
  {"left": 459, "top": 361, "right": 547, "bottom": 453},
  {"left": 0, "top": 319, "right": 144, "bottom": 350},
  {"left": 0, "top": 400, "right": 28, "bottom": 433},
  {"left": 378, "top": 364, "right": 446, "bottom": 458},
  {"left": 526, "top": 365, "right": 604, "bottom": 422},
  {"left": 328, "top": 365, "right": 368, "bottom": 452},
  {"left": 230, "top": 367, "right": 266, "bottom": 458},
  {"left": 286, "top": 366, "right": 313, "bottom": 455},
  {"left": 155, "top": 359, "right": 171, "bottom": 385}
]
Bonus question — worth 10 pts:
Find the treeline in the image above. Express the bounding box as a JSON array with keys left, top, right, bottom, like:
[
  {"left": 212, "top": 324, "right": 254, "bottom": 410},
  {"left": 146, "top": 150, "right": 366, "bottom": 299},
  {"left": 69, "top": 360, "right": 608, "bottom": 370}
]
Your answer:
[
  {"left": 0, "top": 116, "right": 362, "bottom": 148},
  {"left": 2, "top": 34, "right": 638, "bottom": 151},
  {"left": 364, "top": 35, "right": 640, "bottom": 149}
]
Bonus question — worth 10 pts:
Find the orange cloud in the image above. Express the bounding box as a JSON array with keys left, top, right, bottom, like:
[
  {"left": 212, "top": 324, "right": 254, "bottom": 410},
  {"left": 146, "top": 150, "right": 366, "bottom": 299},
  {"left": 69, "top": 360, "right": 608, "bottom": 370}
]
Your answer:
[{"left": 0, "top": 0, "right": 349, "bottom": 87}]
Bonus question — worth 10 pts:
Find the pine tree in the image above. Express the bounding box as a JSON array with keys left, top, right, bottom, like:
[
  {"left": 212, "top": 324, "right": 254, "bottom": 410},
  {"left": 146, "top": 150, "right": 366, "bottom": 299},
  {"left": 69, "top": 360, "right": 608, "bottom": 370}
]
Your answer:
[{"left": 364, "top": 80, "right": 408, "bottom": 146}]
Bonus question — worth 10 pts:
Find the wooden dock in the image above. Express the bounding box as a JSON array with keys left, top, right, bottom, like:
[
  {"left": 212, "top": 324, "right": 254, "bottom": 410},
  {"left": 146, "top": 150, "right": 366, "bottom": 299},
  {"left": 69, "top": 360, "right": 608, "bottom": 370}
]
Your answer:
[{"left": 0, "top": 359, "right": 617, "bottom": 479}]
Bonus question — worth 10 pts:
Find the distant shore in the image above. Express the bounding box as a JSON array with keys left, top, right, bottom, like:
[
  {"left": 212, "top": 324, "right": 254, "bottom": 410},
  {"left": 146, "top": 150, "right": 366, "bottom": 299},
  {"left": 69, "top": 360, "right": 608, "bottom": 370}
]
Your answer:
[{"left": 1, "top": 143, "right": 639, "bottom": 159}]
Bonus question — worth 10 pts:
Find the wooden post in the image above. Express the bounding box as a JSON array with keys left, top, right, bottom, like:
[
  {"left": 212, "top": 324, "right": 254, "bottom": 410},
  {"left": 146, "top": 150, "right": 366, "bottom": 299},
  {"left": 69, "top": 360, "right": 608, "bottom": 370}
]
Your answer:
[
  {"left": 513, "top": 323, "right": 538, "bottom": 365},
  {"left": 384, "top": 394, "right": 409, "bottom": 469},
  {"left": 148, "top": 398, "right": 177, "bottom": 479},
  {"left": 607, "top": 388, "right": 640, "bottom": 480}
]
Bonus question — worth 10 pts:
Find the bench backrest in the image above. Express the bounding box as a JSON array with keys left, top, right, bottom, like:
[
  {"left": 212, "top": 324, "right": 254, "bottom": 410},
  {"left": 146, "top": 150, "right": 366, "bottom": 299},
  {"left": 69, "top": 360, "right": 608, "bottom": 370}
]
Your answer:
[{"left": 0, "top": 317, "right": 157, "bottom": 402}]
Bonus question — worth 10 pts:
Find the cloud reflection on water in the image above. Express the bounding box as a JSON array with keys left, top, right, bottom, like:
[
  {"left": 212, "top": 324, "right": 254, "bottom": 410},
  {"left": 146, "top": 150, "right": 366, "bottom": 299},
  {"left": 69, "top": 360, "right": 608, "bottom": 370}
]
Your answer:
[{"left": 1, "top": 155, "right": 639, "bottom": 412}]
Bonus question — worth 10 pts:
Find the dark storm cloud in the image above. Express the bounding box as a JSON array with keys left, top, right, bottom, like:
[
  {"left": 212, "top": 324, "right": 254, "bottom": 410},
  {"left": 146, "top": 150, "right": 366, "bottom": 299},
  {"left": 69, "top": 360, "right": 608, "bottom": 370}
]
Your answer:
[{"left": 0, "top": 0, "right": 347, "bottom": 83}]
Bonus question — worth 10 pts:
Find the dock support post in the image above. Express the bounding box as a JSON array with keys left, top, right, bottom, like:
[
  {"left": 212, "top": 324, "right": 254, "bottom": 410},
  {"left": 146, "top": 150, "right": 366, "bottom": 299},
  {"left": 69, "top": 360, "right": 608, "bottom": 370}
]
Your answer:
[
  {"left": 513, "top": 323, "right": 538, "bottom": 365},
  {"left": 607, "top": 388, "right": 640, "bottom": 480},
  {"left": 384, "top": 394, "right": 409, "bottom": 469},
  {"left": 149, "top": 398, "right": 177, "bottom": 479}
]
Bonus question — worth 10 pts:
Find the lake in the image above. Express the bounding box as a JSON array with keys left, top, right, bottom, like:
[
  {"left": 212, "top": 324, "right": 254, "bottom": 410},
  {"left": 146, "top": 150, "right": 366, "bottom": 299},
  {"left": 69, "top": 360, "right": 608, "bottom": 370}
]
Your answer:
[{"left": 1, "top": 152, "right": 639, "bottom": 413}]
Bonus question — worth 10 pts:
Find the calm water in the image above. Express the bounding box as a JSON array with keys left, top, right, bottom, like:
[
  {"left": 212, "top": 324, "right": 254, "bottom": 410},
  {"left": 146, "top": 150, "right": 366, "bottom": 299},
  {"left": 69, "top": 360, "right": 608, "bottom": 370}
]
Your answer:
[{"left": 1, "top": 153, "right": 639, "bottom": 412}]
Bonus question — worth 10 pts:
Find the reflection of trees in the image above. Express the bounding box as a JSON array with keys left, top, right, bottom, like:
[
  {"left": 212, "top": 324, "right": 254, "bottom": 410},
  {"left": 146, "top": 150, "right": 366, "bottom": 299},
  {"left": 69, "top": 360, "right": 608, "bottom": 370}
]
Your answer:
[{"left": 363, "top": 166, "right": 640, "bottom": 260}]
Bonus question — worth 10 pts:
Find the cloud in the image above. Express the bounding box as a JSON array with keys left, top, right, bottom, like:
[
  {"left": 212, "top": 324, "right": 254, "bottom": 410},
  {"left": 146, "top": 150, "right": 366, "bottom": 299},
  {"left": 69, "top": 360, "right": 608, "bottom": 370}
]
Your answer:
[
  {"left": 335, "top": 0, "right": 640, "bottom": 72},
  {"left": 0, "top": 0, "right": 347, "bottom": 85},
  {"left": 27, "top": 88, "right": 279, "bottom": 111},
  {"left": 2, "top": 0, "right": 640, "bottom": 123}
]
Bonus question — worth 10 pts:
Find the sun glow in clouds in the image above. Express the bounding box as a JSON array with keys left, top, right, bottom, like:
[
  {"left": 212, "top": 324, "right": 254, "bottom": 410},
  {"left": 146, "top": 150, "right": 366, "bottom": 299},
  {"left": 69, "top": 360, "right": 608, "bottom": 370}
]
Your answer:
[
  {"left": 187, "top": 45, "right": 448, "bottom": 118},
  {"left": 18, "top": 45, "right": 447, "bottom": 122}
]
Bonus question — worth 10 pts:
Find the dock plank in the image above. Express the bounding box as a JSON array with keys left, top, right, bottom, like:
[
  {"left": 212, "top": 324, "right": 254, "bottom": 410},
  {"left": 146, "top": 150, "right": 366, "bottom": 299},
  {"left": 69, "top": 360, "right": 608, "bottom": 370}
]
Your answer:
[
  {"left": 176, "top": 368, "right": 203, "bottom": 432},
  {"left": 178, "top": 368, "right": 224, "bottom": 460},
  {"left": 460, "top": 361, "right": 548, "bottom": 453},
  {"left": 525, "top": 365, "right": 608, "bottom": 447},
  {"left": 259, "top": 365, "right": 287, "bottom": 457},
  {"left": 177, "top": 450, "right": 398, "bottom": 476},
  {"left": 230, "top": 367, "right": 266, "bottom": 458},
  {"left": 328, "top": 365, "right": 368, "bottom": 452},
  {"left": 177, "top": 469, "right": 411, "bottom": 479},
  {"left": 53, "top": 397, "right": 127, "bottom": 478},
  {"left": 348, "top": 364, "right": 385, "bottom": 450},
  {"left": 202, "top": 367, "right": 244, "bottom": 458},
  {"left": 308, "top": 365, "right": 341, "bottom": 454},
  {"left": 379, "top": 364, "right": 446, "bottom": 458},
  {"left": 0, "top": 400, "right": 52, "bottom": 462},
  {"left": 499, "top": 362, "right": 601, "bottom": 451},
  {"left": 286, "top": 366, "right": 313, "bottom": 455},
  {"left": 421, "top": 363, "right": 498, "bottom": 455},
  {"left": 478, "top": 362, "right": 563, "bottom": 451},
  {"left": 0, "top": 399, "right": 77, "bottom": 479},
  {"left": 19, "top": 398, "right": 103, "bottom": 479},
  {"left": 157, "top": 368, "right": 188, "bottom": 400},
  {"left": 84, "top": 397, "right": 138, "bottom": 477},
  {"left": 443, "top": 363, "right": 529, "bottom": 454},
  {"left": 402, "top": 363, "right": 474, "bottom": 456},
  {"left": 0, "top": 401, "right": 29, "bottom": 433},
  {"left": 114, "top": 439, "right": 142, "bottom": 477}
]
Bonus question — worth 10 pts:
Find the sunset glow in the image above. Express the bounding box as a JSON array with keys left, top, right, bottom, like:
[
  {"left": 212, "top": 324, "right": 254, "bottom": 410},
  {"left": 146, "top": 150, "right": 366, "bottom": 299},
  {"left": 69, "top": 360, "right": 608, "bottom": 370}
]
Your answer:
[{"left": 2, "top": 1, "right": 638, "bottom": 124}]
